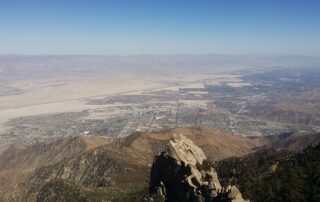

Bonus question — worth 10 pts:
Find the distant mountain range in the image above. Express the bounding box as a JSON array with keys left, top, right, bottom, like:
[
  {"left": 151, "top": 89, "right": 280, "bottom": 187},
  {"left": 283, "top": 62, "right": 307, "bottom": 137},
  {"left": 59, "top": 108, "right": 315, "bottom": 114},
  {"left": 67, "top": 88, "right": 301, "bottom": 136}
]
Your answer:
[{"left": 1, "top": 55, "right": 320, "bottom": 82}]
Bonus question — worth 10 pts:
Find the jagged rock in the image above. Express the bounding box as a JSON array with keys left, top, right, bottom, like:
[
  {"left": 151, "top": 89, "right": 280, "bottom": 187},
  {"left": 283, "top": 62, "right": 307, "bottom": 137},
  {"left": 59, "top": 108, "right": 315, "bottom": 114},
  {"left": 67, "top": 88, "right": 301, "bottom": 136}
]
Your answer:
[
  {"left": 226, "top": 185, "right": 249, "bottom": 202},
  {"left": 166, "top": 134, "right": 207, "bottom": 166},
  {"left": 149, "top": 134, "right": 249, "bottom": 202}
]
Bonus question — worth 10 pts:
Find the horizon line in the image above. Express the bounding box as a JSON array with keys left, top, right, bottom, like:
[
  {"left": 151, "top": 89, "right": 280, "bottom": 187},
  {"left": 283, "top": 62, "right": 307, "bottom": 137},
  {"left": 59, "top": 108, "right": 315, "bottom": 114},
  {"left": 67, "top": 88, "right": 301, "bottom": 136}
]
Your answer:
[{"left": 1, "top": 53, "right": 320, "bottom": 58}]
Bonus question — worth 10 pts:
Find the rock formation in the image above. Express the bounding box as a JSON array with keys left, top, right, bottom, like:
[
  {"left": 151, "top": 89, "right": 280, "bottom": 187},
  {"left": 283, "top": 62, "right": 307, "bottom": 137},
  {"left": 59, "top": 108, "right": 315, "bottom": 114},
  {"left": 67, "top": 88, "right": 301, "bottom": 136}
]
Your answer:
[{"left": 148, "top": 134, "right": 249, "bottom": 202}]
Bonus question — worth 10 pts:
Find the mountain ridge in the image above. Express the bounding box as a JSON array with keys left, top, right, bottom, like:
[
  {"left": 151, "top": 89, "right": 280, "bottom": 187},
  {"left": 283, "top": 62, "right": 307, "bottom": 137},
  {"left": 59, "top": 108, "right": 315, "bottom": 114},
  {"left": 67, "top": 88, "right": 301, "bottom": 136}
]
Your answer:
[{"left": 0, "top": 127, "right": 319, "bottom": 201}]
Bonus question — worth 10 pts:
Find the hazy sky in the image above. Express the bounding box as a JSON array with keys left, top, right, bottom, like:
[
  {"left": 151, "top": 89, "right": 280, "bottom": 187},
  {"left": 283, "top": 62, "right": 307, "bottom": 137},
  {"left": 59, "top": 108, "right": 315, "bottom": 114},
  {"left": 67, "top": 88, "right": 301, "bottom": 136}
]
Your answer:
[{"left": 1, "top": 0, "right": 320, "bottom": 55}]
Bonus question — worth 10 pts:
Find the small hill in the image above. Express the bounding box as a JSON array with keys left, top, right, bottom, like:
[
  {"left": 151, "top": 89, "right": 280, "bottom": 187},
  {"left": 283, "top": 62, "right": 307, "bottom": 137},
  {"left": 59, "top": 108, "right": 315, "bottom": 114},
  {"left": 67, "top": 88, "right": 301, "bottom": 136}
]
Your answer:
[{"left": 119, "top": 127, "right": 267, "bottom": 162}]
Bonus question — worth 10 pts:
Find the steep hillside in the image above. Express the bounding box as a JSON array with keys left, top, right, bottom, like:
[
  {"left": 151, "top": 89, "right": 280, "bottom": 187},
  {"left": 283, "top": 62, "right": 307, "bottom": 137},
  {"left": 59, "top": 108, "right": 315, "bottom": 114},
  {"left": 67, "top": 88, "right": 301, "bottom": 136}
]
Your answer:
[
  {"left": 1, "top": 127, "right": 267, "bottom": 201},
  {"left": 0, "top": 136, "right": 109, "bottom": 188},
  {"left": 15, "top": 144, "right": 149, "bottom": 202},
  {"left": 36, "top": 179, "right": 90, "bottom": 202},
  {"left": 215, "top": 144, "right": 320, "bottom": 202},
  {"left": 0, "top": 127, "right": 319, "bottom": 201},
  {"left": 263, "top": 132, "right": 320, "bottom": 150}
]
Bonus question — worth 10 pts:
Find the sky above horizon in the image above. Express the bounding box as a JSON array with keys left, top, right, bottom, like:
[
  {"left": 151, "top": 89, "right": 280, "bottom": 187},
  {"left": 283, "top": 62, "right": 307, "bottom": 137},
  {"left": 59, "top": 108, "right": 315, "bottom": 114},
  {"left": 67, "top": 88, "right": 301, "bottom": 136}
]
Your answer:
[{"left": 0, "top": 0, "right": 320, "bottom": 55}]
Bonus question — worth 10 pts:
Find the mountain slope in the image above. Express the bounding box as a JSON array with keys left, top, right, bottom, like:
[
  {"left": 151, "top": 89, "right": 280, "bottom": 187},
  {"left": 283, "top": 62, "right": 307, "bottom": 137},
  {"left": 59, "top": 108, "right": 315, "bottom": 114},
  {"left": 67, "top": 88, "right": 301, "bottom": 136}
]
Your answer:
[
  {"left": 0, "top": 127, "right": 267, "bottom": 201},
  {"left": 263, "top": 132, "right": 320, "bottom": 150},
  {"left": 0, "top": 127, "right": 319, "bottom": 201},
  {"left": 0, "top": 136, "right": 109, "bottom": 188},
  {"left": 119, "top": 127, "right": 267, "bottom": 162},
  {"left": 215, "top": 144, "right": 320, "bottom": 202}
]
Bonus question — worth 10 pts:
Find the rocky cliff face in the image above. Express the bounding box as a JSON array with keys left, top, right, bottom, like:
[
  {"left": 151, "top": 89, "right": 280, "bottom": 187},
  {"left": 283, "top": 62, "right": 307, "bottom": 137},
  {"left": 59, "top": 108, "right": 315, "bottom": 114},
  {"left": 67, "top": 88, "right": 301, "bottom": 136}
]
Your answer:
[{"left": 148, "top": 134, "right": 249, "bottom": 202}]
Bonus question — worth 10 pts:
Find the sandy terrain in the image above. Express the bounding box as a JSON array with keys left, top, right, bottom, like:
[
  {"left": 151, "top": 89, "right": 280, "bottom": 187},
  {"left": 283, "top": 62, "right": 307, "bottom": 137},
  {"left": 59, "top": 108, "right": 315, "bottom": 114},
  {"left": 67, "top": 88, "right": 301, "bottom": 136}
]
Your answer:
[{"left": 0, "top": 72, "right": 232, "bottom": 124}]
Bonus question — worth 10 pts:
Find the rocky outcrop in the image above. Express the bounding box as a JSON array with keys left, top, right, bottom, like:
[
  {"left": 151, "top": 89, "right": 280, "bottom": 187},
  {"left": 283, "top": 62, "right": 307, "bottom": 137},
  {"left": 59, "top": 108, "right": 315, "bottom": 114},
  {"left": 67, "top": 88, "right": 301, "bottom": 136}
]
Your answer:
[{"left": 148, "top": 134, "right": 249, "bottom": 202}]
